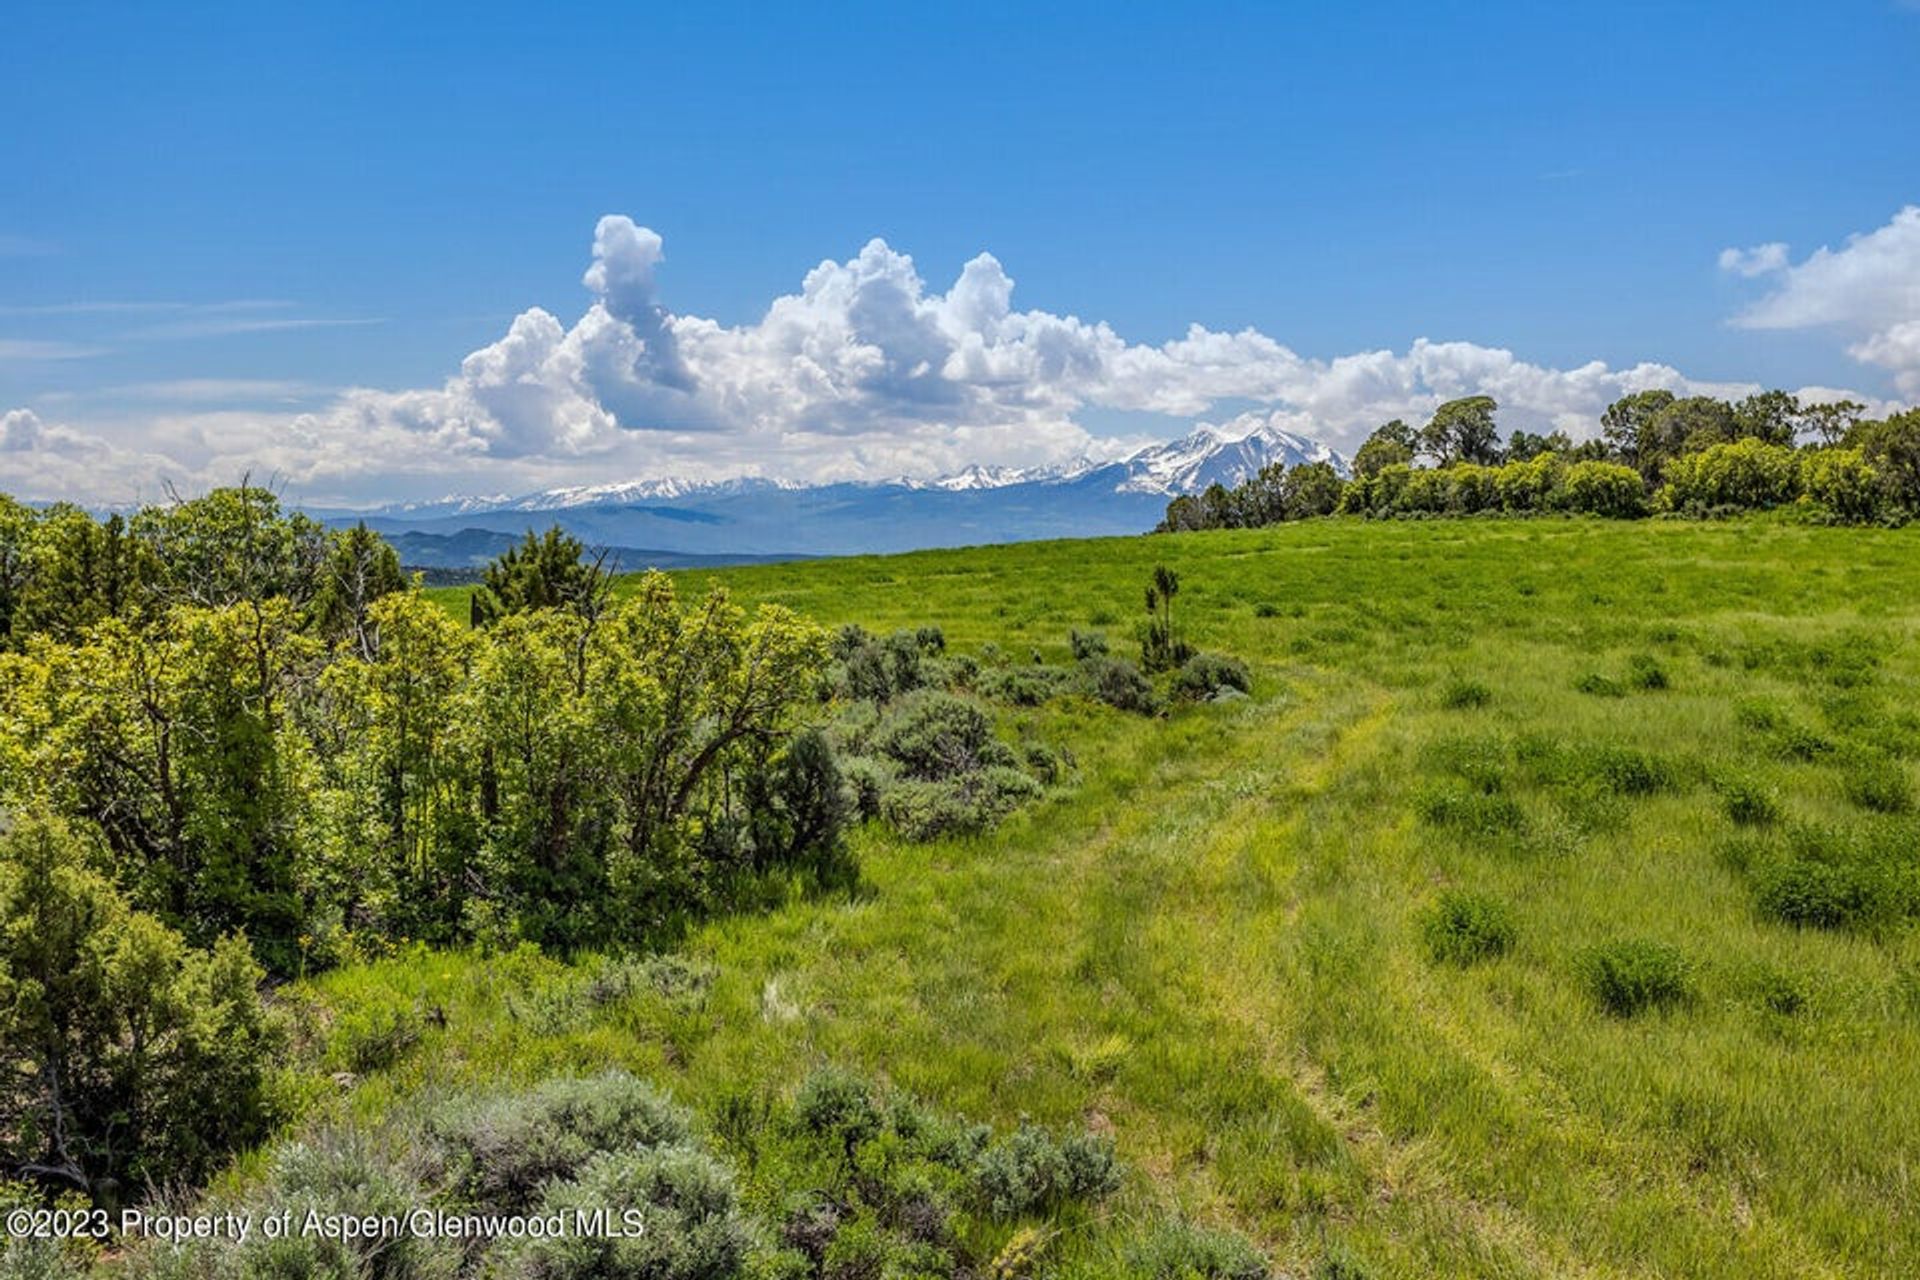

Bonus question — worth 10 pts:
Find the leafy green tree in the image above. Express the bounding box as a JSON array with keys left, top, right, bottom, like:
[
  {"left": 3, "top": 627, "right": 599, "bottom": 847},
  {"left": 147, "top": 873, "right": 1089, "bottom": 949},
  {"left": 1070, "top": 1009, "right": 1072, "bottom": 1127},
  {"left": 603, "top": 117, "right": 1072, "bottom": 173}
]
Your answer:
[
  {"left": 129, "top": 483, "right": 328, "bottom": 613},
  {"left": 0, "top": 496, "right": 38, "bottom": 650},
  {"left": 313, "top": 522, "right": 408, "bottom": 657},
  {"left": 1732, "top": 390, "right": 1803, "bottom": 447},
  {"left": 1803, "top": 399, "right": 1866, "bottom": 446},
  {"left": 1279, "top": 461, "right": 1346, "bottom": 519},
  {"left": 471, "top": 527, "right": 614, "bottom": 626},
  {"left": 14, "top": 508, "right": 136, "bottom": 644},
  {"left": 1599, "top": 390, "right": 1676, "bottom": 473},
  {"left": 1847, "top": 408, "right": 1920, "bottom": 513},
  {"left": 1800, "top": 448, "right": 1882, "bottom": 523},
  {"left": 1352, "top": 419, "right": 1417, "bottom": 479},
  {"left": 1419, "top": 396, "right": 1502, "bottom": 466},
  {"left": 0, "top": 814, "right": 275, "bottom": 1201},
  {"left": 1505, "top": 429, "right": 1572, "bottom": 462},
  {"left": 317, "top": 591, "right": 480, "bottom": 941}
]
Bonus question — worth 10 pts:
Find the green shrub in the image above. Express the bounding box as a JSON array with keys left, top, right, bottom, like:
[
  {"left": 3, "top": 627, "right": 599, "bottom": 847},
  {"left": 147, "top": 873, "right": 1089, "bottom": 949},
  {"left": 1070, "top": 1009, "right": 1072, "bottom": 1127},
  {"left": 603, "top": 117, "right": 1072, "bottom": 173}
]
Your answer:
[
  {"left": 880, "top": 769, "right": 1042, "bottom": 841},
  {"left": 1721, "top": 778, "right": 1783, "bottom": 826},
  {"left": 1558, "top": 460, "right": 1648, "bottom": 517},
  {"left": 425, "top": 1071, "right": 691, "bottom": 1214},
  {"left": 1070, "top": 629, "right": 1110, "bottom": 660},
  {"left": 978, "top": 664, "right": 1069, "bottom": 706},
  {"left": 874, "top": 692, "right": 1012, "bottom": 780},
  {"left": 794, "top": 1067, "right": 882, "bottom": 1154},
  {"left": 1581, "top": 939, "right": 1693, "bottom": 1016},
  {"left": 1657, "top": 439, "right": 1801, "bottom": 512},
  {"left": 1125, "top": 1219, "right": 1269, "bottom": 1280},
  {"left": 1440, "top": 676, "right": 1492, "bottom": 709},
  {"left": 1421, "top": 890, "right": 1517, "bottom": 964},
  {"left": 0, "top": 815, "right": 279, "bottom": 1194},
  {"left": 1840, "top": 756, "right": 1913, "bottom": 814},
  {"left": 1626, "top": 653, "right": 1669, "bottom": 690},
  {"left": 1414, "top": 783, "right": 1525, "bottom": 835},
  {"left": 327, "top": 986, "right": 424, "bottom": 1074},
  {"left": 489, "top": 1146, "right": 751, "bottom": 1280},
  {"left": 838, "top": 756, "right": 897, "bottom": 821},
  {"left": 1588, "top": 746, "right": 1676, "bottom": 796},
  {"left": 1755, "top": 859, "right": 1880, "bottom": 930},
  {"left": 972, "top": 1124, "right": 1121, "bottom": 1218},
  {"left": 1081, "top": 655, "right": 1163, "bottom": 715},
  {"left": 1800, "top": 447, "right": 1883, "bottom": 523},
  {"left": 1575, "top": 672, "right": 1625, "bottom": 697},
  {"left": 1172, "top": 652, "right": 1252, "bottom": 701}
]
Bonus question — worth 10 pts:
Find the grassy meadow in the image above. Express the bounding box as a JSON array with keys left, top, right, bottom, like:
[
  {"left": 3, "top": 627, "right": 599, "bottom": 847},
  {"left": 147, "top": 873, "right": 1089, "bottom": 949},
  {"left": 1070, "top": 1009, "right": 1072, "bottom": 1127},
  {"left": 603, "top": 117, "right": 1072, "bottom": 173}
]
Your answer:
[{"left": 301, "top": 517, "right": 1920, "bottom": 1278}]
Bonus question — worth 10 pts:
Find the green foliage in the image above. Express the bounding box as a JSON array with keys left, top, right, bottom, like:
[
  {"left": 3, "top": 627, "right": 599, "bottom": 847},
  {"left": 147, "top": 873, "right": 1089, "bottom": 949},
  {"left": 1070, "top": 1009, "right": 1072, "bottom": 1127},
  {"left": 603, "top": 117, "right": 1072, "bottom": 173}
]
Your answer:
[
  {"left": 470, "top": 525, "right": 613, "bottom": 625},
  {"left": 1754, "top": 858, "right": 1880, "bottom": 931},
  {"left": 1839, "top": 755, "right": 1913, "bottom": 814},
  {"left": 425, "top": 1070, "right": 692, "bottom": 1213},
  {"left": 1580, "top": 939, "right": 1693, "bottom": 1016},
  {"left": 1171, "top": 652, "right": 1251, "bottom": 701},
  {"left": 1141, "top": 565, "right": 1193, "bottom": 672},
  {"left": 1801, "top": 448, "right": 1883, "bottom": 523},
  {"left": 1421, "top": 890, "right": 1517, "bottom": 964},
  {"left": 1124, "top": 1219, "right": 1269, "bottom": 1280},
  {"left": 1657, "top": 439, "right": 1802, "bottom": 513},
  {"left": 0, "top": 814, "right": 277, "bottom": 1198},
  {"left": 1080, "top": 654, "right": 1161, "bottom": 715},
  {"left": 490, "top": 1146, "right": 752, "bottom": 1280},
  {"left": 972, "top": 1123, "right": 1121, "bottom": 1218},
  {"left": 1440, "top": 676, "right": 1492, "bottom": 709}
]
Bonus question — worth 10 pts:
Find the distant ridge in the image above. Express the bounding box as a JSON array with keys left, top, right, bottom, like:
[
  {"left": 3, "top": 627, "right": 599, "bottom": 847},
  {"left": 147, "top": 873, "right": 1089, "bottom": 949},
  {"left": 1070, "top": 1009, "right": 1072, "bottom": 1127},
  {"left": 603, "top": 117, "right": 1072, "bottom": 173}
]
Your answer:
[{"left": 318, "top": 421, "right": 1346, "bottom": 566}]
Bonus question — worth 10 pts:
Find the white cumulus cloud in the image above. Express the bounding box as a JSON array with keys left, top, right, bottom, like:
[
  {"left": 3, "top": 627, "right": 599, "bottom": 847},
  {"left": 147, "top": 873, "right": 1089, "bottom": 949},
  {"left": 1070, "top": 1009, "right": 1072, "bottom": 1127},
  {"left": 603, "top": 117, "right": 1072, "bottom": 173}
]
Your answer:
[
  {"left": 0, "top": 215, "right": 1899, "bottom": 505},
  {"left": 1724, "top": 206, "right": 1920, "bottom": 396}
]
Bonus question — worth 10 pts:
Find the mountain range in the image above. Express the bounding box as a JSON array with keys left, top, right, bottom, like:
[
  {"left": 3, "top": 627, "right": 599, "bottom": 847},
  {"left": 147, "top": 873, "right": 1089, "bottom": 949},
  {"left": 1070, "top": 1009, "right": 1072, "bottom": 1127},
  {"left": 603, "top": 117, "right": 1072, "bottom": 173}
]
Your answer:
[{"left": 322, "top": 421, "right": 1344, "bottom": 570}]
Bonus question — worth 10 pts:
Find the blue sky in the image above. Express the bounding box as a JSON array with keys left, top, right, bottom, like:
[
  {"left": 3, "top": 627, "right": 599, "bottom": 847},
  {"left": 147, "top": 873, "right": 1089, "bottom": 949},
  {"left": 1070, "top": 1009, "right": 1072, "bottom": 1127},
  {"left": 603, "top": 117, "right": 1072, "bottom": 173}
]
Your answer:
[{"left": 3, "top": 1, "right": 1918, "bottom": 504}]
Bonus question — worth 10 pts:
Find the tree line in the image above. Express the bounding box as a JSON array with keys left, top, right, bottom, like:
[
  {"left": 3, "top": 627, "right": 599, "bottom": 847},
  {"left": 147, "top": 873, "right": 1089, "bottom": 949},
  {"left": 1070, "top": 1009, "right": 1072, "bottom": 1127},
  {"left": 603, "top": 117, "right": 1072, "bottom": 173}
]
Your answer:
[{"left": 1159, "top": 392, "right": 1920, "bottom": 530}]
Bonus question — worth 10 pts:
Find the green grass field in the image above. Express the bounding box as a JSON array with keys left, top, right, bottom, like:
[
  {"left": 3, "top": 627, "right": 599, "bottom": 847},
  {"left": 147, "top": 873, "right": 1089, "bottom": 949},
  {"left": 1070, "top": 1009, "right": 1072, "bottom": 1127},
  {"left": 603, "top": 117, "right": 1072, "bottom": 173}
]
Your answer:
[{"left": 324, "top": 518, "right": 1920, "bottom": 1278}]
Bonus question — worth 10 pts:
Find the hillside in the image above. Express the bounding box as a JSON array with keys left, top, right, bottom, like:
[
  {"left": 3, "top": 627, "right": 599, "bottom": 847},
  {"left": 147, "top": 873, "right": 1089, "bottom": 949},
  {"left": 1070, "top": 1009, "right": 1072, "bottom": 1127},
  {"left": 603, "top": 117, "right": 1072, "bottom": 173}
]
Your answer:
[{"left": 371, "top": 518, "right": 1920, "bottom": 1277}]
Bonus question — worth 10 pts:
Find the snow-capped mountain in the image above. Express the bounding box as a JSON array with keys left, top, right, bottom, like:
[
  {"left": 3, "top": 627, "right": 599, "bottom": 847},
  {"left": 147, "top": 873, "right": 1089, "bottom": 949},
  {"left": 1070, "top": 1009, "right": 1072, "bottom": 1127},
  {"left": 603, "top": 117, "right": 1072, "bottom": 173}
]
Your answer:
[
  {"left": 327, "top": 421, "right": 1346, "bottom": 567},
  {"left": 1109, "top": 420, "right": 1345, "bottom": 495}
]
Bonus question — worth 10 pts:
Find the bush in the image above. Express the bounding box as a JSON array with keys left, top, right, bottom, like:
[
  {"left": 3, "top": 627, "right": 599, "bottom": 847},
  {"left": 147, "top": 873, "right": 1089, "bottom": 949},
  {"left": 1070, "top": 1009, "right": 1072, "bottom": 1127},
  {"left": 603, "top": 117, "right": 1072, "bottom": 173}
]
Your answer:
[
  {"left": 873, "top": 692, "right": 1012, "bottom": 780},
  {"left": 1421, "top": 890, "right": 1517, "bottom": 964},
  {"left": 489, "top": 1146, "right": 752, "bottom": 1280},
  {"left": 1126, "top": 1220, "right": 1269, "bottom": 1280},
  {"left": 1171, "top": 652, "right": 1251, "bottom": 701},
  {"left": 1626, "top": 653, "right": 1669, "bottom": 691},
  {"left": 425, "top": 1071, "right": 691, "bottom": 1214},
  {"left": 794, "top": 1067, "right": 882, "bottom": 1154},
  {"left": 1575, "top": 672, "right": 1625, "bottom": 697},
  {"left": 1587, "top": 746, "right": 1676, "bottom": 796},
  {"left": 326, "top": 986, "right": 424, "bottom": 1074},
  {"left": 1840, "top": 756, "right": 1913, "bottom": 814},
  {"left": 1558, "top": 461, "right": 1648, "bottom": 518},
  {"left": 1755, "top": 859, "right": 1880, "bottom": 930},
  {"left": 1800, "top": 447, "right": 1883, "bottom": 523},
  {"left": 0, "top": 814, "right": 278, "bottom": 1196},
  {"left": 1069, "top": 629, "right": 1109, "bottom": 660},
  {"left": 880, "top": 771, "right": 1040, "bottom": 841},
  {"left": 1081, "top": 655, "right": 1163, "bottom": 715},
  {"left": 123, "top": 1128, "right": 458, "bottom": 1280},
  {"left": 1581, "top": 939, "right": 1692, "bottom": 1016},
  {"left": 1721, "top": 778, "right": 1782, "bottom": 826},
  {"left": 1414, "top": 783, "right": 1525, "bottom": 835},
  {"left": 1658, "top": 439, "right": 1801, "bottom": 512},
  {"left": 972, "top": 1124, "right": 1120, "bottom": 1218},
  {"left": 1440, "top": 677, "right": 1492, "bottom": 709},
  {"left": 838, "top": 756, "right": 897, "bottom": 821}
]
